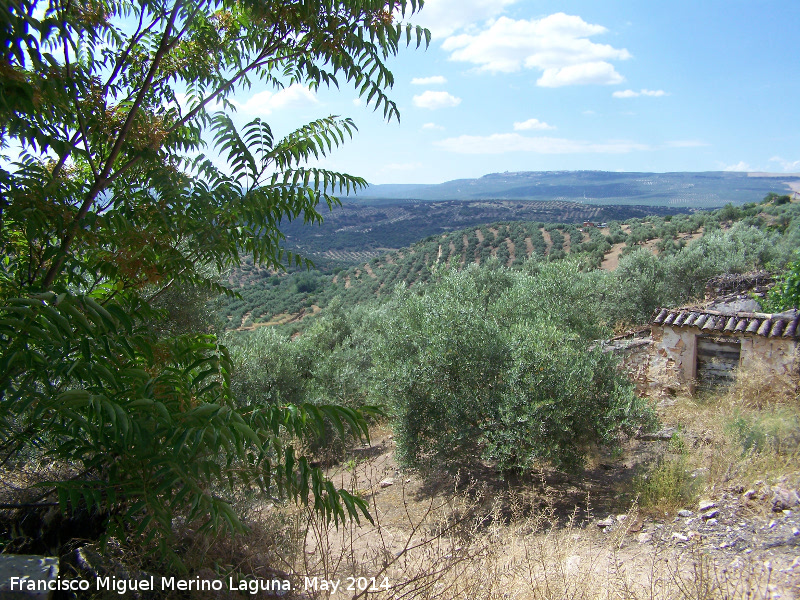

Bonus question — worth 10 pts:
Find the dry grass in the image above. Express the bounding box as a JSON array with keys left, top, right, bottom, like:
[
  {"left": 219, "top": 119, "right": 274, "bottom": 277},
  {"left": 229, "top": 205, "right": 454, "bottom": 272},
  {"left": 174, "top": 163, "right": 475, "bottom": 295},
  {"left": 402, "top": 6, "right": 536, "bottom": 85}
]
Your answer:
[
  {"left": 655, "top": 364, "right": 800, "bottom": 501},
  {"left": 145, "top": 364, "right": 800, "bottom": 598}
]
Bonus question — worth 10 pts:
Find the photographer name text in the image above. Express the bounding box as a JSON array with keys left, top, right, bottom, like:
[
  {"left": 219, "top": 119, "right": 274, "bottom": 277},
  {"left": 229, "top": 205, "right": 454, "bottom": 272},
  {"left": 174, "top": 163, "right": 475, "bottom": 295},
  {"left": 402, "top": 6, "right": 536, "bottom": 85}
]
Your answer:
[{"left": 9, "top": 575, "right": 391, "bottom": 595}]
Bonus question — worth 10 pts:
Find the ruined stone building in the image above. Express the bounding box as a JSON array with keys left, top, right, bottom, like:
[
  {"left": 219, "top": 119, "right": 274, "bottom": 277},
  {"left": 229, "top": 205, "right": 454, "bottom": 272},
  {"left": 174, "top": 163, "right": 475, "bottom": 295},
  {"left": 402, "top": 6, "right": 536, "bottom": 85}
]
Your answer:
[
  {"left": 649, "top": 307, "right": 799, "bottom": 393},
  {"left": 607, "top": 272, "right": 799, "bottom": 396}
]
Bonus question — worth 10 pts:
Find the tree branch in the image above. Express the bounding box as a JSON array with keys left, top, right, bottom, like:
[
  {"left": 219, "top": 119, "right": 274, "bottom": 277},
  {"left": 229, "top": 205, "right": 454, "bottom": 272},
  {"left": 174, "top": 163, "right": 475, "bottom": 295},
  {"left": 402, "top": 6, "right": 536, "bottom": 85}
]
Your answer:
[{"left": 41, "top": 0, "right": 184, "bottom": 290}]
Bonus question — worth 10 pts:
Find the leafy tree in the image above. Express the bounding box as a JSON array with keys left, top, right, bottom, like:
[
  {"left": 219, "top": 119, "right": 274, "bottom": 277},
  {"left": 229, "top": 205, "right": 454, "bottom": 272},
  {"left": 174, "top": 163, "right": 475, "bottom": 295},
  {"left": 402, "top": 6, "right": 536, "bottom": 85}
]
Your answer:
[
  {"left": 0, "top": 0, "right": 427, "bottom": 556},
  {"left": 371, "top": 264, "right": 652, "bottom": 472},
  {"left": 763, "top": 192, "right": 792, "bottom": 205},
  {"left": 766, "top": 254, "right": 800, "bottom": 310}
]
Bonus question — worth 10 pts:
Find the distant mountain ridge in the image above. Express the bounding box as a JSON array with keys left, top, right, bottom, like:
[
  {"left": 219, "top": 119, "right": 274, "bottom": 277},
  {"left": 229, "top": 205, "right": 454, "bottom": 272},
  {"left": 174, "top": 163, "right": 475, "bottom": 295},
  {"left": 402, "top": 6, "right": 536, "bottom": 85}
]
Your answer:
[{"left": 353, "top": 171, "right": 800, "bottom": 207}]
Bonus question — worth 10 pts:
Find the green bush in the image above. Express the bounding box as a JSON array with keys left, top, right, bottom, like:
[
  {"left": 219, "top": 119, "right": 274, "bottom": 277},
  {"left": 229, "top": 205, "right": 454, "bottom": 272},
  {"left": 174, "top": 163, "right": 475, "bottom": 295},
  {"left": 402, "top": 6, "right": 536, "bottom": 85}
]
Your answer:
[{"left": 371, "top": 264, "right": 653, "bottom": 472}]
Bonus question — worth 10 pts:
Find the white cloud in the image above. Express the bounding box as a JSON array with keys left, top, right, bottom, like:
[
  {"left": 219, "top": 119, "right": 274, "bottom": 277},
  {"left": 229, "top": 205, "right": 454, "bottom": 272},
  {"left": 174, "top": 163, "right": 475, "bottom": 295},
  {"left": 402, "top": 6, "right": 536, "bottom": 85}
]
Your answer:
[
  {"left": 537, "top": 61, "right": 624, "bottom": 87},
  {"left": 613, "top": 88, "right": 667, "bottom": 98},
  {"left": 723, "top": 161, "right": 752, "bottom": 172},
  {"left": 441, "top": 13, "right": 630, "bottom": 86},
  {"left": 434, "top": 133, "right": 649, "bottom": 154},
  {"left": 413, "top": 90, "right": 462, "bottom": 110},
  {"left": 411, "top": 76, "right": 447, "bottom": 85},
  {"left": 352, "top": 98, "right": 363, "bottom": 106},
  {"left": 513, "top": 118, "right": 555, "bottom": 131},
  {"left": 770, "top": 156, "right": 800, "bottom": 172},
  {"left": 582, "top": 110, "right": 596, "bottom": 115},
  {"left": 405, "top": 0, "right": 520, "bottom": 38},
  {"left": 233, "top": 84, "right": 319, "bottom": 114},
  {"left": 422, "top": 122, "right": 445, "bottom": 131}
]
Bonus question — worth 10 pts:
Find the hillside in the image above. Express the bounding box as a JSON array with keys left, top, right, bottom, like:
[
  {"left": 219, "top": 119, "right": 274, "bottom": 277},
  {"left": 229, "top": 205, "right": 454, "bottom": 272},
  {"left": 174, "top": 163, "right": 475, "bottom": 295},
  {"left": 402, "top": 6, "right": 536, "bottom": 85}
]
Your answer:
[
  {"left": 219, "top": 198, "right": 800, "bottom": 331},
  {"left": 352, "top": 171, "right": 800, "bottom": 205},
  {"left": 280, "top": 199, "right": 694, "bottom": 266}
]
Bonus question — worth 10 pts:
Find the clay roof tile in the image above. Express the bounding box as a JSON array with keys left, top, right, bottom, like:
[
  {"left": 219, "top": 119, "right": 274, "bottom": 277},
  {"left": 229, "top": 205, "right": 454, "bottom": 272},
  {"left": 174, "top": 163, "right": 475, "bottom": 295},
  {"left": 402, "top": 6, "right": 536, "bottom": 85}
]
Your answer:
[{"left": 757, "top": 319, "right": 772, "bottom": 336}]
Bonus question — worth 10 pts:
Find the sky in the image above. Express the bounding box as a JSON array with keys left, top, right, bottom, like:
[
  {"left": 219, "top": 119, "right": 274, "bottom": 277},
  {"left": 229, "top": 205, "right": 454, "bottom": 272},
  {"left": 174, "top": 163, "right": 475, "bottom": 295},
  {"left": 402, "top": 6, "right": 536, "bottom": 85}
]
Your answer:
[{"left": 187, "top": 1, "right": 798, "bottom": 185}]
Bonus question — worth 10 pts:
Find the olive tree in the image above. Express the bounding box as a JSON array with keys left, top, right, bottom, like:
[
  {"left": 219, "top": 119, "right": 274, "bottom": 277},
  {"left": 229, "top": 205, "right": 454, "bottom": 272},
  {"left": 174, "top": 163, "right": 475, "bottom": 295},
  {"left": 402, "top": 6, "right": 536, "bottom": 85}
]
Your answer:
[{"left": 371, "top": 264, "right": 653, "bottom": 473}]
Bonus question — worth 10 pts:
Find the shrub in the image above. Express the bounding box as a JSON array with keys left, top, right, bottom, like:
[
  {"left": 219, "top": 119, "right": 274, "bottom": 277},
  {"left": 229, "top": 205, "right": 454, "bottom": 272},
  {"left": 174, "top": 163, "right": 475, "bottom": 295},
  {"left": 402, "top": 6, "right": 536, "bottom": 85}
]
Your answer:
[{"left": 371, "top": 264, "right": 654, "bottom": 472}]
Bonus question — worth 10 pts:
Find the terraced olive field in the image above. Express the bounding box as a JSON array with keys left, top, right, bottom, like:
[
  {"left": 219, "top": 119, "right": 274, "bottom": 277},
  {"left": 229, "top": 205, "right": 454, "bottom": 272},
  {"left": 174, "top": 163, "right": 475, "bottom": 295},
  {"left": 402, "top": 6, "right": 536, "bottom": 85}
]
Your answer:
[{"left": 218, "top": 199, "right": 800, "bottom": 330}]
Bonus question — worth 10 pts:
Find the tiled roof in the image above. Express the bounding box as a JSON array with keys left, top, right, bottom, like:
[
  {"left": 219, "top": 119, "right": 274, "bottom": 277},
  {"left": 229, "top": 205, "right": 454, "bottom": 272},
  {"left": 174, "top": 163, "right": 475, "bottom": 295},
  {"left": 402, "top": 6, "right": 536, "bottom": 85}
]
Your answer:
[{"left": 651, "top": 308, "right": 800, "bottom": 339}]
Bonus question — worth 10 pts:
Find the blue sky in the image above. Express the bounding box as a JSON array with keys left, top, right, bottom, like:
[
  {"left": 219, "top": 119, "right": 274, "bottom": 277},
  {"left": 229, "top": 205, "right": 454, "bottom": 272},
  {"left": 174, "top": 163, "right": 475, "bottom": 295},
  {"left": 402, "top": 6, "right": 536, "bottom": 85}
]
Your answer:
[{"left": 219, "top": 1, "right": 800, "bottom": 184}]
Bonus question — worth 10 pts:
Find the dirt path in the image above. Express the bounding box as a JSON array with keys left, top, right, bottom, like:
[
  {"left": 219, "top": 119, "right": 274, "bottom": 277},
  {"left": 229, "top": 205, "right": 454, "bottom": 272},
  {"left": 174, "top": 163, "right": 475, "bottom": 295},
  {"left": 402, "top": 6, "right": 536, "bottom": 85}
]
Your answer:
[
  {"left": 364, "top": 263, "right": 377, "bottom": 278},
  {"left": 525, "top": 237, "right": 534, "bottom": 257},
  {"left": 600, "top": 242, "right": 627, "bottom": 271},
  {"left": 310, "top": 427, "right": 800, "bottom": 599},
  {"left": 476, "top": 229, "right": 484, "bottom": 243},
  {"left": 642, "top": 237, "right": 662, "bottom": 255},
  {"left": 542, "top": 229, "right": 553, "bottom": 255},
  {"left": 506, "top": 239, "right": 515, "bottom": 266},
  {"left": 563, "top": 231, "right": 571, "bottom": 254}
]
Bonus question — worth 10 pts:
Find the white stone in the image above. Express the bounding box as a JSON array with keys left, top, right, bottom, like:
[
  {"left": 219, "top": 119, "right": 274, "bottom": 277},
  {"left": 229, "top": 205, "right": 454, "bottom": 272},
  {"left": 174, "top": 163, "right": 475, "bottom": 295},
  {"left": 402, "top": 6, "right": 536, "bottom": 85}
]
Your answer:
[
  {"left": 0, "top": 555, "right": 59, "bottom": 599},
  {"left": 597, "top": 517, "right": 614, "bottom": 529},
  {"left": 379, "top": 478, "right": 395, "bottom": 488},
  {"left": 698, "top": 500, "right": 716, "bottom": 511},
  {"left": 677, "top": 509, "right": 693, "bottom": 517}
]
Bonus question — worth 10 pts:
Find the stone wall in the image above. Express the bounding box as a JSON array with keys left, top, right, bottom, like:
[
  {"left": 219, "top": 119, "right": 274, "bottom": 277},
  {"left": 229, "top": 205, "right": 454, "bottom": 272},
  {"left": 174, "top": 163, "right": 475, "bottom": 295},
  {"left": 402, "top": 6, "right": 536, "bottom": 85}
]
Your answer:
[
  {"left": 645, "top": 325, "right": 797, "bottom": 396},
  {"left": 740, "top": 336, "right": 799, "bottom": 379},
  {"left": 649, "top": 325, "right": 698, "bottom": 394},
  {"left": 607, "top": 338, "right": 652, "bottom": 395}
]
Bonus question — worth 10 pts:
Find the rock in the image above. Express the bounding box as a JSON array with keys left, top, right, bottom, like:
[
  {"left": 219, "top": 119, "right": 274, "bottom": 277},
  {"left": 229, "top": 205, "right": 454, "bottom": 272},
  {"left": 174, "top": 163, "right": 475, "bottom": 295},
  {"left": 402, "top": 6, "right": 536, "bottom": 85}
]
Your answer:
[
  {"left": 616, "top": 514, "right": 628, "bottom": 522},
  {"left": 671, "top": 532, "right": 689, "bottom": 542},
  {"left": 637, "top": 532, "right": 652, "bottom": 544},
  {"left": 596, "top": 517, "right": 614, "bottom": 529},
  {"left": 771, "top": 488, "right": 800, "bottom": 511},
  {"left": 706, "top": 518, "right": 718, "bottom": 526},
  {"left": 701, "top": 509, "right": 720, "bottom": 520},
  {"left": 793, "top": 528, "right": 799, "bottom": 537},
  {"left": 0, "top": 555, "right": 59, "bottom": 599},
  {"left": 742, "top": 489, "right": 756, "bottom": 501},
  {"left": 678, "top": 509, "right": 693, "bottom": 517},
  {"left": 637, "top": 427, "right": 677, "bottom": 441},
  {"left": 379, "top": 478, "right": 395, "bottom": 488},
  {"left": 698, "top": 500, "right": 716, "bottom": 511}
]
